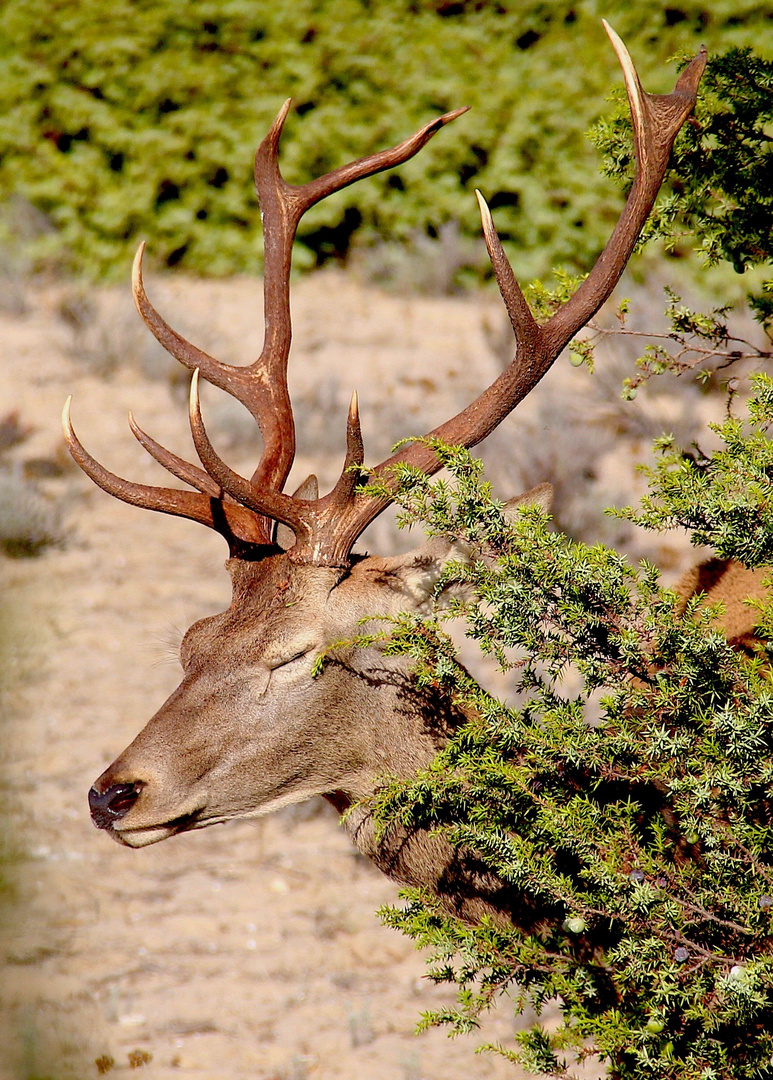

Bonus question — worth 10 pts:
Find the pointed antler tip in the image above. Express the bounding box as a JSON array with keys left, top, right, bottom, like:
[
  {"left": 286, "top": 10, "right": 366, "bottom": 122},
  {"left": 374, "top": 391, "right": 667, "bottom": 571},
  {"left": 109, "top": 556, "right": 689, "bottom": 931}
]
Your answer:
[
  {"left": 349, "top": 389, "right": 359, "bottom": 415},
  {"left": 61, "top": 395, "right": 73, "bottom": 436},
  {"left": 674, "top": 43, "right": 709, "bottom": 94},
  {"left": 441, "top": 105, "right": 470, "bottom": 125},
  {"left": 602, "top": 20, "right": 644, "bottom": 123},
  {"left": 602, "top": 19, "right": 636, "bottom": 72},
  {"left": 475, "top": 189, "right": 496, "bottom": 239},
  {"left": 266, "top": 98, "right": 293, "bottom": 140},
  {"left": 128, "top": 409, "right": 150, "bottom": 446},
  {"left": 607, "top": 27, "right": 629, "bottom": 58},
  {"left": 475, "top": 188, "right": 490, "bottom": 212},
  {"left": 132, "top": 242, "right": 147, "bottom": 296},
  {"left": 189, "top": 367, "right": 201, "bottom": 406}
]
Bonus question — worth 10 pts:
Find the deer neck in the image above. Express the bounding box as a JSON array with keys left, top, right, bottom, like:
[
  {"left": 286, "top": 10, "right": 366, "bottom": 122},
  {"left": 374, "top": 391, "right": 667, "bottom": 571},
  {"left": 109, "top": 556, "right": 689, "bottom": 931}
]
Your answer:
[{"left": 323, "top": 687, "right": 526, "bottom": 927}]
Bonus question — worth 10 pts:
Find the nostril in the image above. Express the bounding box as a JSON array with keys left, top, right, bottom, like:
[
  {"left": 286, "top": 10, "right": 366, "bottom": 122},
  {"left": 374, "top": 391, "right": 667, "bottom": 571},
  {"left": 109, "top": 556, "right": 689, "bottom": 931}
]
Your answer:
[{"left": 89, "top": 783, "right": 141, "bottom": 829}]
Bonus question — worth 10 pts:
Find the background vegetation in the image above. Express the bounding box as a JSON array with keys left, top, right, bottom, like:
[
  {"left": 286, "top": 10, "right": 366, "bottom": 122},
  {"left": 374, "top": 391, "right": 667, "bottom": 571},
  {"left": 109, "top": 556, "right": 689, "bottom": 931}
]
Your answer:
[{"left": 0, "top": 0, "right": 771, "bottom": 281}]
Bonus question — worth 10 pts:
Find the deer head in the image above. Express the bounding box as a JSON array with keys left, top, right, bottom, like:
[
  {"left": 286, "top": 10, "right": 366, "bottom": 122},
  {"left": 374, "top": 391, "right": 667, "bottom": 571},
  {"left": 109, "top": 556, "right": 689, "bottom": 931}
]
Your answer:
[{"left": 65, "top": 27, "right": 705, "bottom": 878}]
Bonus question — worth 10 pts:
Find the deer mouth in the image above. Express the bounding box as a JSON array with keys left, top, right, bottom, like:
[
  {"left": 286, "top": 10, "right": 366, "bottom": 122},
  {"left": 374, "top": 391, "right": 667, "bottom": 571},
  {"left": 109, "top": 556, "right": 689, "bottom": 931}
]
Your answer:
[
  {"left": 89, "top": 783, "right": 208, "bottom": 847},
  {"left": 107, "top": 809, "right": 209, "bottom": 848}
]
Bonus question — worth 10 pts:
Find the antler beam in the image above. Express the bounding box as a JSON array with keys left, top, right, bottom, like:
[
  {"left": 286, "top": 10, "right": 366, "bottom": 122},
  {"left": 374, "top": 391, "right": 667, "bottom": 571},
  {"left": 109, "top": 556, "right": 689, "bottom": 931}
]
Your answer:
[
  {"left": 65, "top": 25, "right": 706, "bottom": 570},
  {"left": 62, "top": 398, "right": 266, "bottom": 550},
  {"left": 316, "top": 23, "right": 707, "bottom": 561}
]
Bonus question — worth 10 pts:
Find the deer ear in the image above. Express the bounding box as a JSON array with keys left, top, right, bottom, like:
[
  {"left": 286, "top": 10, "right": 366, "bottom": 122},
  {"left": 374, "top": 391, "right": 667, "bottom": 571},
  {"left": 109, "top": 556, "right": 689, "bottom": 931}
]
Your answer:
[
  {"left": 274, "top": 475, "right": 320, "bottom": 550},
  {"left": 502, "top": 482, "right": 553, "bottom": 521},
  {"left": 386, "top": 536, "right": 475, "bottom": 609}
]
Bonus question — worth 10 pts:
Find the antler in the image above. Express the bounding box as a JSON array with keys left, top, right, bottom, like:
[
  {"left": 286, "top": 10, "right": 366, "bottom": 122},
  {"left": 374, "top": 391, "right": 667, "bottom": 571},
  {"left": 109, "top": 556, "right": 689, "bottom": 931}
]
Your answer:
[
  {"left": 322, "top": 24, "right": 707, "bottom": 561},
  {"left": 65, "top": 25, "right": 706, "bottom": 568},
  {"left": 64, "top": 103, "right": 467, "bottom": 552}
]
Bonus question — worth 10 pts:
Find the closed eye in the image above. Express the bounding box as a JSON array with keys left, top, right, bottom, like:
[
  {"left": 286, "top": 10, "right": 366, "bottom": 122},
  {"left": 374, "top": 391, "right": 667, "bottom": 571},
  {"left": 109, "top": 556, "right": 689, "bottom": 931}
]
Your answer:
[
  {"left": 270, "top": 649, "right": 313, "bottom": 671},
  {"left": 252, "top": 650, "right": 312, "bottom": 698}
]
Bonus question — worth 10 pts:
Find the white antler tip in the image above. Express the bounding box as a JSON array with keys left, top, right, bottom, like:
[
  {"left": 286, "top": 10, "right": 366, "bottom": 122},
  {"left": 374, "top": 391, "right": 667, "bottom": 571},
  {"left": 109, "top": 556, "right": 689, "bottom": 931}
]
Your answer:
[
  {"left": 475, "top": 189, "right": 496, "bottom": 238},
  {"left": 349, "top": 389, "right": 359, "bottom": 417},
  {"left": 131, "top": 241, "right": 146, "bottom": 294},
  {"left": 603, "top": 20, "right": 638, "bottom": 86},
  {"left": 601, "top": 19, "right": 619, "bottom": 47},
  {"left": 601, "top": 19, "right": 644, "bottom": 138},
  {"left": 189, "top": 367, "right": 201, "bottom": 405},
  {"left": 61, "top": 395, "right": 73, "bottom": 436}
]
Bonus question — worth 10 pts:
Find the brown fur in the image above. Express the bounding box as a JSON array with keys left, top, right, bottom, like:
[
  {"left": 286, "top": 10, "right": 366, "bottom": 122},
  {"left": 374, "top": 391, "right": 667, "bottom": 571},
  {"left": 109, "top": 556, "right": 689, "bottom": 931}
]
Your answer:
[
  {"left": 76, "top": 36, "right": 711, "bottom": 931},
  {"left": 92, "top": 544, "right": 537, "bottom": 924},
  {"left": 672, "top": 558, "right": 771, "bottom": 654},
  {"left": 90, "top": 504, "right": 771, "bottom": 928}
]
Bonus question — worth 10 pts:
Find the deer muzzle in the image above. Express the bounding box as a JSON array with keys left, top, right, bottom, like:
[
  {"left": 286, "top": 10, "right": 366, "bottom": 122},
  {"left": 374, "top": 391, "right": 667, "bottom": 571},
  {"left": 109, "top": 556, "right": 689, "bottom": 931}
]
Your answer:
[{"left": 88, "top": 782, "right": 142, "bottom": 829}]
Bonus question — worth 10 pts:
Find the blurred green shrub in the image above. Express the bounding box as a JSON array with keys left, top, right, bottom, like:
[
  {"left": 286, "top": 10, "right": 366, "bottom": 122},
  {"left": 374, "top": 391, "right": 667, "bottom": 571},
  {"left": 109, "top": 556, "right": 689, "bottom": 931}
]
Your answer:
[
  {"left": 0, "top": 0, "right": 770, "bottom": 280},
  {"left": 592, "top": 46, "right": 773, "bottom": 332}
]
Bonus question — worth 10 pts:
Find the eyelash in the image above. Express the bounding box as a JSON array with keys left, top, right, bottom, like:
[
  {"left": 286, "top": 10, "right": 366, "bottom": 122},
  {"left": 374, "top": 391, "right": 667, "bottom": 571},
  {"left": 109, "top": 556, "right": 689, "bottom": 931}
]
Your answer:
[{"left": 272, "top": 650, "right": 310, "bottom": 671}]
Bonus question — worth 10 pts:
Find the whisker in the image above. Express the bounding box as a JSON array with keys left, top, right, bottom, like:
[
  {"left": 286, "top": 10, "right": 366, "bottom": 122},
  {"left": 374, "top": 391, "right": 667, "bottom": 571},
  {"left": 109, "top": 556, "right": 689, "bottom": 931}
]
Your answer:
[{"left": 146, "top": 624, "right": 185, "bottom": 668}]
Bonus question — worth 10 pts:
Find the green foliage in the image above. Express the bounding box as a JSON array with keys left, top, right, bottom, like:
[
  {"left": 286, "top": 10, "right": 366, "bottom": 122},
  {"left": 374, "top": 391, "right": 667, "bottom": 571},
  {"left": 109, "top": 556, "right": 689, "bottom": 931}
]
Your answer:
[
  {"left": 362, "top": 386, "right": 773, "bottom": 1077},
  {"left": 564, "top": 45, "right": 773, "bottom": 397},
  {"left": 591, "top": 46, "right": 773, "bottom": 331},
  {"left": 618, "top": 373, "right": 773, "bottom": 565},
  {"left": 0, "top": 0, "right": 770, "bottom": 279},
  {"left": 567, "top": 285, "right": 771, "bottom": 396}
]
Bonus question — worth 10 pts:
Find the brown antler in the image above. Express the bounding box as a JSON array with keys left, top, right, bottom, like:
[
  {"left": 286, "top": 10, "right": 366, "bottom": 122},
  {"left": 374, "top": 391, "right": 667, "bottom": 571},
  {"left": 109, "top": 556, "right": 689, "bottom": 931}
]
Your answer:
[
  {"left": 64, "top": 24, "right": 705, "bottom": 568},
  {"left": 62, "top": 397, "right": 266, "bottom": 547},
  {"left": 296, "top": 22, "right": 707, "bottom": 564},
  {"left": 64, "top": 104, "right": 467, "bottom": 550}
]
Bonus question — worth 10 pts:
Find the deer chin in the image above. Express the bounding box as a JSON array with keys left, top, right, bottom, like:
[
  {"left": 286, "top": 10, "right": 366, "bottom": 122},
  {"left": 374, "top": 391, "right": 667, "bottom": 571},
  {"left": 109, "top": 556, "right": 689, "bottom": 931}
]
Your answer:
[
  {"left": 110, "top": 823, "right": 181, "bottom": 848},
  {"left": 108, "top": 809, "right": 211, "bottom": 848}
]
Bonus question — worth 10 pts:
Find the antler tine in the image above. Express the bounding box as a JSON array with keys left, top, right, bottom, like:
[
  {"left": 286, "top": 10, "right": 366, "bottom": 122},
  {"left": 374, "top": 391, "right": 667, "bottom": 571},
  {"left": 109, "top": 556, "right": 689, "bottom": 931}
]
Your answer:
[
  {"left": 132, "top": 244, "right": 252, "bottom": 401},
  {"left": 304, "top": 27, "right": 706, "bottom": 563},
  {"left": 250, "top": 101, "right": 470, "bottom": 496},
  {"left": 543, "top": 23, "right": 707, "bottom": 351},
  {"left": 187, "top": 369, "right": 311, "bottom": 543},
  {"left": 475, "top": 189, "right": 539, "bottom": 351},
  {"left": 63, "top": 398, "right": 265, "bottom": 548},
  {"left": 298, "top": 107, "right": 470, "bottom": 210},
  {"left": 327, "top": 391, "right": 365, "bottom": 504},
  {"left": 128, "top": 411, "right": 221, "bottom": 497}
]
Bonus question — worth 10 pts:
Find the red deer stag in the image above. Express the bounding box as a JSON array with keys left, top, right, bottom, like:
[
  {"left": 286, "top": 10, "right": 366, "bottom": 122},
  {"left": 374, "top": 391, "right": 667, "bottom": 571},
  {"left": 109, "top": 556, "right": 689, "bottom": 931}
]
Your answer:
[{"left": 64, "top": 26, "right": 707, "bottom": 925}]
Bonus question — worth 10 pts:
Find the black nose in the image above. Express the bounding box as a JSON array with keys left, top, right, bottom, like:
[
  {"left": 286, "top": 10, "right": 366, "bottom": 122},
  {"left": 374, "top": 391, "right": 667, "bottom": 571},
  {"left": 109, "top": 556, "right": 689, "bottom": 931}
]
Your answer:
[{"left": 89, "top": 783, "right": 141, "bottom": 829}]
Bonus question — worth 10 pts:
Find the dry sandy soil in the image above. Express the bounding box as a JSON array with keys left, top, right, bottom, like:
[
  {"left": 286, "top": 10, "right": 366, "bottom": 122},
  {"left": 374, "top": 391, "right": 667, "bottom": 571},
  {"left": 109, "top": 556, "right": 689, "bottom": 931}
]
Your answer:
[{"left": 0, "top": 268, "right": 717, "bottom": 1080}]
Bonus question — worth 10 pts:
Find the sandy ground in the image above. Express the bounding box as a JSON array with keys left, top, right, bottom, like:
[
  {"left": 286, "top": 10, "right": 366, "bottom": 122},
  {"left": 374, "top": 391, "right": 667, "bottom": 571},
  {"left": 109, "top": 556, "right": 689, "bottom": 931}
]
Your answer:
[{"left": 0, "top": 267, "right": 713, "bottom": 1080}]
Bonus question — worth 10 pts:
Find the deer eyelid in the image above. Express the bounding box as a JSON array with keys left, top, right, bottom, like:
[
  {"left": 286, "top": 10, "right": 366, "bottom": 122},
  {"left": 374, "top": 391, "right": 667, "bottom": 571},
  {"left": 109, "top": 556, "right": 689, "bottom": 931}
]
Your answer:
[{"left": 270, "top": 647, "right": 314, "bottom": 671}]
